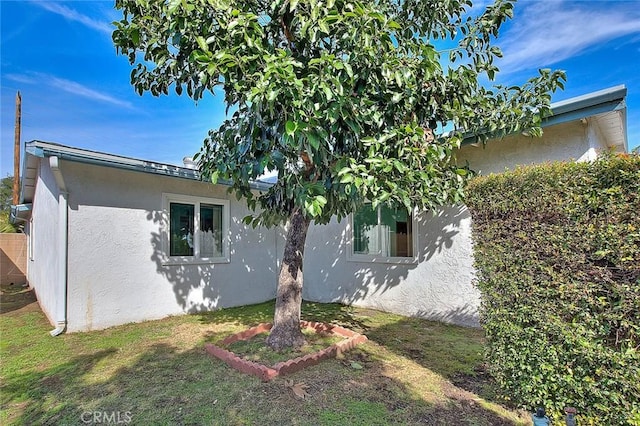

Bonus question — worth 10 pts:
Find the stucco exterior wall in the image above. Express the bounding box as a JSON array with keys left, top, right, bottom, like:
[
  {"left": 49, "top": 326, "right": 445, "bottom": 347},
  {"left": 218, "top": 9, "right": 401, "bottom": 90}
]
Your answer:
[
  {"left": 27, "top": 160, "right": 61, "bottom": 325},
  {"left": 25, "top": 117, "right": 604, "bottom": 331},
  {"left": 456, "top": 121, "right": 590, "bottom": 175},
  {"left": 304, "top": 120, "right": 598, "bottom": 327},
  {"left": 304, "top": 206, "right": 479, "bottom": 326},
  {"left": 62, "top": 161, "right": 279, "bottom": 332}
]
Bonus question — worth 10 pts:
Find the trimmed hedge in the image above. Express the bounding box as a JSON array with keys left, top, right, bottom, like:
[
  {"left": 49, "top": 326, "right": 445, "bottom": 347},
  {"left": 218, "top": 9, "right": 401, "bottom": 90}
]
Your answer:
[{"left": 466, "top": 154, "right": 640, "bottom": 425}]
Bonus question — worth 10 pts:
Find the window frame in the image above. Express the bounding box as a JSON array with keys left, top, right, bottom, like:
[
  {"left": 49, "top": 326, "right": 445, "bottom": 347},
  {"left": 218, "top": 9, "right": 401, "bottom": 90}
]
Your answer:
[
  {"left": 346, "top": 204, "right": 419, "bottom": 264},
  {"left": 162, "top": 193, "right": 230, "bottom": 265}
]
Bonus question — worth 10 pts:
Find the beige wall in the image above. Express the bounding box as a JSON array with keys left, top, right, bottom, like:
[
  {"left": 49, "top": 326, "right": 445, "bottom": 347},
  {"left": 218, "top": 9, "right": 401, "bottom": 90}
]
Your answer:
[
  {"left": 456, "top": 121, "right": 591, "bottom": 175},
  {"left": 0, "top": 233, "right": 27, "bottom": 285}
]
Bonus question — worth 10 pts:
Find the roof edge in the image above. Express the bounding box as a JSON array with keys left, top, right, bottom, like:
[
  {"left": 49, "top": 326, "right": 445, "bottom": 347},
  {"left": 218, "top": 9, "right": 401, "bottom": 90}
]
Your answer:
[
  {"left": 462, "top": 85, "right": 627, "bottom": 146},
  {"left": 22, "top": 140, "right": 274, "bottom": 192}
]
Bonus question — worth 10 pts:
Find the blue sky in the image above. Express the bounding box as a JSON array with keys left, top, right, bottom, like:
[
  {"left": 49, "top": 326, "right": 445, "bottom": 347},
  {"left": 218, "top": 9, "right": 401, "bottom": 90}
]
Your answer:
[{"left": 2, "top": 0, "right": 640, "bottom": 177}]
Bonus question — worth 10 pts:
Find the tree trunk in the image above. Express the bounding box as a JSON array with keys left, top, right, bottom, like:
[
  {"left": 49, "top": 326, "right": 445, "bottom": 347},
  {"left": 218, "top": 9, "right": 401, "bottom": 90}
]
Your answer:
[{"left": 266, "top": 207, "right": 311, "bottom": 350}]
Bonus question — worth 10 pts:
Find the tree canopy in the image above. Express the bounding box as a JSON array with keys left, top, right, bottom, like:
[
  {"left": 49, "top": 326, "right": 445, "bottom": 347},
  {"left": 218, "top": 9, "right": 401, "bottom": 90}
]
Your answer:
[
  {"left": 113, "top": 0, "right": 565, "bottom": 348},
  {"left": 113, "top": 0, "right": 565, "bottom": 226}
]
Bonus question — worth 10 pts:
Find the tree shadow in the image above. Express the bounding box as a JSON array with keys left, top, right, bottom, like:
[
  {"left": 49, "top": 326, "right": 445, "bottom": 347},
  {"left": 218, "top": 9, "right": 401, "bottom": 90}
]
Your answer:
[
  {"left": 136, "top": 184, "right": 474, "bottom": 329},
  {"left": 147, "top": 209, "right": 218, "bottom": 314},
  {"left": 1, "top": 349, "right": 118, "bottom": 424},
  {"left": 146, "top": 204, "right": 279, "bottom": 315},
  {"left": 360, "top": 314, "right": 509, "bottom": 408},
  {"left": 0, "top": 282, "right": 36, "bottom": 314},
  {"left": 3, "top": 325, "right": 520, "bottom": 426},
  {"left": 304, "top": 205, "right": 477, "bottom": 326},
  {"left": 196, "top": 300, "right": 369, "bottom": 335}
]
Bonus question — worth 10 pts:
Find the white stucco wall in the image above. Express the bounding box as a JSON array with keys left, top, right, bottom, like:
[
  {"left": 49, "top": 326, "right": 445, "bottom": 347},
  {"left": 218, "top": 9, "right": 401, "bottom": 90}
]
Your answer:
[
  {"left": 456, "top": 121, "right": 591, "bottom": 175},
  {"left": 28, "top": 118, "right": 604, "bottom": 331},
  {"left": 304, "top": 206, "right": 479, "bottom": 326},
  {"left": 61, "top": 161, "right": 279, "bottom": 332},
  {"left": 27, "top": 160, "right": 61, "bottom": 325}
]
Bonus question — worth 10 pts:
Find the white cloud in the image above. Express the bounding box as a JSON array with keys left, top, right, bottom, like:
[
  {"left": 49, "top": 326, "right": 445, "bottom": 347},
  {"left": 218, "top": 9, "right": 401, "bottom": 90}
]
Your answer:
[
  {"left": 32, "top": 1, "right": 112, "bottom": 35},
  {"left": 5, "top": 74, "right": 39, "bottom": 85},
  {"left": 498, "top": 1, "right": 640, "bottom": 73},
  {"left": 12, "top": 71, "right": 133, "bottom": 108},
  {"left": 47, "top": 75, "right": 133, "bottom": 108}
]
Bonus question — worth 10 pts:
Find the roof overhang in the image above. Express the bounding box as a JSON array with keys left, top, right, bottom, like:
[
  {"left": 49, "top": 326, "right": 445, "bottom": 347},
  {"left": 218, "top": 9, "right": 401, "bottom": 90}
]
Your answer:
[
  {"left": 18, "top": 140, "right": 274, "bottom": 204},
  {"left": 544, "top": 85, "right": 627, "bottom": 152},
  {"left": 462, "top": 85, "right": 628, "bottom": 151}
]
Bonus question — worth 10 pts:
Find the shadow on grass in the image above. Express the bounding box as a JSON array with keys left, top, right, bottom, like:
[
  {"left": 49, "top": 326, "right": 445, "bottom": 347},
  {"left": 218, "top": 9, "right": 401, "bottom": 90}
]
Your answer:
[
  {"left": 1, "top": 343, "right": 248, "bottom": 425},
  {"left": 362, "top": 314, "right": 503, "bottom": 404},
  {"left": 0, "top": 283, "right": 37, "bottom": 315},
  {"left": 195, "top": 299, "right": 516, "bottom": 421},
  {"left": 197, "top": 299, "right": 502, "bottom": 405},
  {"left": 2, "top": 302, "right": 524, "bottom": 425},
  {"left": 1, "top": 349, "right": 118, "bottom": 424},
  {"left": 197, "top": 300, "right": 369, "bottom": 332},
  {"left": 2, "top": 343, "right": 518, "bottom": 426}
]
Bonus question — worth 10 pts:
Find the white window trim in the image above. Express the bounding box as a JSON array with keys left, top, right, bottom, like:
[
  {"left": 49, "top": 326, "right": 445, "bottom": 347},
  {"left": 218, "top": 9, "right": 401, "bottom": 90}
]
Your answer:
[
  {"left": 162, "top": 193, "right": 230, "bottom": 265},
  {"left": 346, "top": 206, "right": 419, "bottom": 265}
]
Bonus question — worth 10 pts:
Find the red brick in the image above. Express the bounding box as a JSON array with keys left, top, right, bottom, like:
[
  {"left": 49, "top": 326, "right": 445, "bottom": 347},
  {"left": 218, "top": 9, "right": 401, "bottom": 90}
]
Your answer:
[{"left": 205, "top": 321, "right": 367, "bottom": 381}]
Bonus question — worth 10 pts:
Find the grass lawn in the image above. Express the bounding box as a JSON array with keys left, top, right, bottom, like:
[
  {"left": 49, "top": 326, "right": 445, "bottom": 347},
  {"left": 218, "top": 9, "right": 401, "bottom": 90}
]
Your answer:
[{"left": 1, "top": 284, "right": 529, "bottom": 425}]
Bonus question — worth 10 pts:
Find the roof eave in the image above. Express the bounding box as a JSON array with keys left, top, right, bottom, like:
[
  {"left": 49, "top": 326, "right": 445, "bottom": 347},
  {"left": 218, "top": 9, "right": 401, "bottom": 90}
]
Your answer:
[
  {"left": 461, "top": 85, "right": 628, "bottom": 147},
  {"left": 21, "top": 141, "right": 274, "bottom": 196}
]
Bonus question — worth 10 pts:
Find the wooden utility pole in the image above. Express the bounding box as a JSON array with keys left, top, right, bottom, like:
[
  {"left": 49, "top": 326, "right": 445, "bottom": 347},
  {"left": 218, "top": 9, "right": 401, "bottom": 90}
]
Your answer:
[{"left": 13, "top": 91, "right": 21, "bottom": 205}]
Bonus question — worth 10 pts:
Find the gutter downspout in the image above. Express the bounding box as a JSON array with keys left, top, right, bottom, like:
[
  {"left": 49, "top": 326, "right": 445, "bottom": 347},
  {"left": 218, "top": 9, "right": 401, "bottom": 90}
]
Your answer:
[{"left": 49, "top": 156, "right": 68, "bottom": 336}]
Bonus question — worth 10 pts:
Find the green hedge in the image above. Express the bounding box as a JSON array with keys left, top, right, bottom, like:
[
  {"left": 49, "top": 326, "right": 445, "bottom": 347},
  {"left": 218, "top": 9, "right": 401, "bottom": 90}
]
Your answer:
[{"left": 466, "top": 154, "right": 640, "bottom": 425}]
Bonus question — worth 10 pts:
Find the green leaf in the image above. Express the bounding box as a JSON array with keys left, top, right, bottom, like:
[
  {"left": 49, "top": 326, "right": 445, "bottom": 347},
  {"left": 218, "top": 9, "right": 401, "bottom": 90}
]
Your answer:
[
  {"left": 195, "top": 36, "right": 209, "bottom": 53},
  {"left": 344, "top": 63, "right": 354, "bottom": 79},
  {"left": 339, "top": 174, "right": 354, "bottom": 184},
  {"left": 307, "top": 132, "right": 320, "bottom": 150},
  {"left": 337, "top": 167, "right": 351, "bottom": 176},
  {"left": 211, "top": 171, "right": 219, "bottom": 184},
  {"left": 167, "top": 0, "right": 181, "bottom": 14},
  {"left": 318, "top": 20, "right": 329, "bottom": 34},
  {"left": 285, "top": 120, "right": 296, "bottom": 136}
]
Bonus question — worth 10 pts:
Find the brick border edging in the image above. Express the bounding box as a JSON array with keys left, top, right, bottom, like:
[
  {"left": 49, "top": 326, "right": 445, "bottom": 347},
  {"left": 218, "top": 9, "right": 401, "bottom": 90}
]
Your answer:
[{"left": 204, "top": 321, "right": 367, "bottom": 381}]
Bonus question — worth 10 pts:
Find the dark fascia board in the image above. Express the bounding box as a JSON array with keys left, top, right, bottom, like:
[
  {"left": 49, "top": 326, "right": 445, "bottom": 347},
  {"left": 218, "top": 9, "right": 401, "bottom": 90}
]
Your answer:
[
  {"left": 461, "top": 85, "right": 627, "bottom": 145},
  {"left": 22, "top": 140, "right": 274, "bottom": 196}
]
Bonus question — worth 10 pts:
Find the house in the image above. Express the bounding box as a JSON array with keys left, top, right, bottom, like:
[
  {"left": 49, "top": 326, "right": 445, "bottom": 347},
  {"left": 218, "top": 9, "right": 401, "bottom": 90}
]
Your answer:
[{"left": 11, "top": 85, "right": 628, "bottom": 334}]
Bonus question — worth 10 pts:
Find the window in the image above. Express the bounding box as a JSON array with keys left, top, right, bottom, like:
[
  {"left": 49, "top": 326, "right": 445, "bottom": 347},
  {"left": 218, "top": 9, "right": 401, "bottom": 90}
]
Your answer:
[
  {"left": 349, "top": 203, "right": 416, "bottom": 262},
  {"left": 163, "top": 194, "right": 229, "bottom": 264}
]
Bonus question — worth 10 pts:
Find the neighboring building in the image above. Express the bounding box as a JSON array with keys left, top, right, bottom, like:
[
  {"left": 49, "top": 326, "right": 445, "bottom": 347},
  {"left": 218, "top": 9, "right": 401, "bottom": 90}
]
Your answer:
[{"left": 11, "top": 85, "right": 628, "bottom": 333}]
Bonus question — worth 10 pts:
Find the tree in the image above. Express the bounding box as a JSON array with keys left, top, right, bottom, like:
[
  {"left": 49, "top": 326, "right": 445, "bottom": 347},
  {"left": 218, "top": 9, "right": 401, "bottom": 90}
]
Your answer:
[
  {"left": 113, "top": 0, "right": 565, "bottom": 349},
  {"left": 1, "top": 176, "right": 18, "bottom": 233},
  {"left": 1, "top": 175, "right": 14, "bottom": 212}
]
